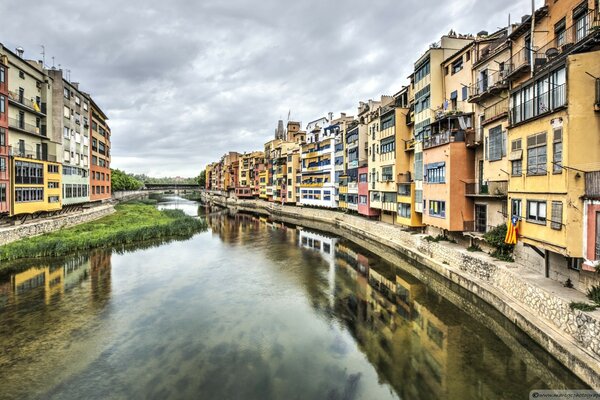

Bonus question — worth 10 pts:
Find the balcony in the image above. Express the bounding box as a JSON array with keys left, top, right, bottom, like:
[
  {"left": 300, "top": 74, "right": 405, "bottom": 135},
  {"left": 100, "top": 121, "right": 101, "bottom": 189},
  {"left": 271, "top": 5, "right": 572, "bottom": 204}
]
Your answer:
[
  {"left": 465, "top": 180, "right": 507, "bottom": 197},
  {"left": 532, "top": 9, "right": 600, "bottom": 73},
  {"left": 348, "top": 182, "right": 358, "bottom": 192},
  {"left": 505, "top": 47, "right": 531, "bottom": 81},
  {"left": 7, "top": 91, "right": 45, "bottom": 115},
  {"left": 8, "top": 118, "right": 48, "bottom": 138},
  {"left": 483, "top": 98, "right": 509, "bottom": 124},
  {"left": 585, "top": 171, "right": 600, "bottom": 199},
  {"left": 397, "top": 172, "right": 411, "bottom": 184},
  {"left": 404, "top": 138, "right": 415, "bottom": 151},
  {"left": 468, "top": 69, "right": 509, "bottom": 103},
  {"left": 465, "top": 129, "right": 482, "bottom": 148},
  {"left": 423, "top": 130, "right": 467, "bottom": 149},
  {"left": 10, "top": 145, "right": 57, "bottom": 162},
  {"left": 473, "top": 34, "right": 508, "bottom": 65}
]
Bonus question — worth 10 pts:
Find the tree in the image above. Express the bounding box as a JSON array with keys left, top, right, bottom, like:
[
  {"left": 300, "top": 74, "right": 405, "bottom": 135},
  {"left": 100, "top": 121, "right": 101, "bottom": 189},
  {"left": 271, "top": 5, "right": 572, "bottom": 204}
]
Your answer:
[
  {"left": 111, "top": 169, "right": 144, "bottom": 191},
  {"left": 198, "top": 170, "right": 206, "bottom": 188}
]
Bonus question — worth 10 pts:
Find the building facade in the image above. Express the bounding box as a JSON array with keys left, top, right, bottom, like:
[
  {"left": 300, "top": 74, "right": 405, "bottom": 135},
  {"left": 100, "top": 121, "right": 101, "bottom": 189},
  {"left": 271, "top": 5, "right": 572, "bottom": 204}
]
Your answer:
[{"left": 89, "top": 97, "right": 111, "bottom": 201}]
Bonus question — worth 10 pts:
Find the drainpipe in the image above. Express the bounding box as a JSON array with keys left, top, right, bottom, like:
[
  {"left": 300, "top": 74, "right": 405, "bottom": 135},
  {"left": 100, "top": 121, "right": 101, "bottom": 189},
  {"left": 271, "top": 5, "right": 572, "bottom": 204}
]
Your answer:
[{"left": 530, "top": 0, "right": 535, "bottom": 79}]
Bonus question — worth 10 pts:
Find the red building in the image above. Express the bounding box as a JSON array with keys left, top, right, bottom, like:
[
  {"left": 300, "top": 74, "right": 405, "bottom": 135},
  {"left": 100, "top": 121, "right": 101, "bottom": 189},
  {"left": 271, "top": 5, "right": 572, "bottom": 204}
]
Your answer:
[
  {"left": 88, "top": 97, "right": 111, "bottom": 201},
  {"left": 0, "top": 55, "right": 10, "bottom": 214},
  {"left": 357, "top": 166, "right": 379, "bottom": 218}
]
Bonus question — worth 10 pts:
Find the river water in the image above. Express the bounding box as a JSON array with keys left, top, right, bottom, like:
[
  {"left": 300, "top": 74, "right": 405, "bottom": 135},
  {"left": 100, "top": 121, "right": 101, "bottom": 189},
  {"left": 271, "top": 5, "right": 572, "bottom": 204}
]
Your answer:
[{"left": 0, "top": 196, "right": 589, "bottom": 399}]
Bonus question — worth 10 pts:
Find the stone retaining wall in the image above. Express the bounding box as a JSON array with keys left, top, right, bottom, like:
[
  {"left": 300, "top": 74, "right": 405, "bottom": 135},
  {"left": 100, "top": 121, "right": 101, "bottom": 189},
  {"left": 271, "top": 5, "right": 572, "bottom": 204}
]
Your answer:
[
  {"left": 202, "top": 192, "right": 600, "bottom": 389},
  {"left": 0, "top": 205, "right": 115, "bottom": 246}
]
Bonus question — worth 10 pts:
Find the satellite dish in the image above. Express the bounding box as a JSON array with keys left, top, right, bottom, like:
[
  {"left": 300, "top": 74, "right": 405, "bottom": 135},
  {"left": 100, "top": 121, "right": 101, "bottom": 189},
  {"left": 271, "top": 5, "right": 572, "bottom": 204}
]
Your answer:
[{"left": 546, "top": 47, "right": 559, "bottom": 58}]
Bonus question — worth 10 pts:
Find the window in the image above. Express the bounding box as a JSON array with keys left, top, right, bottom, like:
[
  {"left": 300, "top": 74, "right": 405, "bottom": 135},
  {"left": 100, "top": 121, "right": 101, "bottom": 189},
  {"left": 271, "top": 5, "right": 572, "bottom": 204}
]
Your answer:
[
  {"left": 551, "top": 201, "right": 563, "bottom": 230},
  {"left": 451, "top": 57, "right": 463, "bottom": 74},
  {"left": 0, "top": 66, "right": 4, "bottom": 83},
  {"left": 414, "top": 85, "right": 431, "bottom": 114},
  {"left": 19, "top": 70, "right": 25, "bottom": 79},
  {"left": 380, "top": 136, "right": 395, "bottom": 154},
  {"left": 511, "top": 199, "right": 522, "bottom": 218},
  {"left": 48, "top": 181, "right": 59, "bottom": 189},
  {"left": 488, "top": 126, "right": 504, "bottom": 161},
  {"left": 47, "top": 164, "right": 59, "bottom": 173},
  {"left": 15, "top": 161, "right": 44, "bottom": 184},
  {"left": 64, "top": 88, "right": 70, "bottom": 99},
  {"left": 552, "top": 127, "right": 562, "bottom": 173},
  {"left": 462, "top": 86, "right": 468, "bottom": 101},
  {"left": 15, "top": 188, "right": 44, "bottom": 202},
  {"left": 527, "top": 200, "right": 546, "bottom": 223},
  {"left": 527, "top": 132, "right": 547, "bottom": 175},
  {"left": 359, "top": 173, "right": 367, "bottom": 182},
  {"left": 425, "top": 162, "right": 445, "bottom": 183},
  {"left": 414, "top": 152, "right": 423, "bottom": 180},
  {"left": 49, "top": 196, "right": 60, "bottom": 203},
  {"left": 359, "top": 195, "right": 367, "bottom": 205},
  {"left": 0, "top": 95, "right": 4, "bottom": 114},
  {"left": 415, "top": 59, "right": 430, "bottom": 83},
  {"left": 429, "top": 200, "right": 446, "bottom": 218},
  {"left": 0, "top": 157, "right": 5, "bottom": 172},
  {"left": 383, "top": 192, "right": 395, "bottom": 203},
  {"left": 0, "top": 128, "right": 4, "bottom": 146},
  {"left": 574, "top": 5, "right": 588, "bottom": 42},
  {"left": 381, "top": 166, "right": 393, "bottom": 181},
  {"left": 63, "top": 105, "right": 70, "bottom": 119},
  {"left": 511, "top": 160, "right": 522, "bottom": 176},
  {"left": 555, "top": 18, "right": 566, "bottom": 47},
  {"left": 398, "top": 203, "right": 411, "bottom": 218},
  {"left": 381, "top": 115, "right": 395, "bottom": 130},
  {"left": 510, "top": 67, "right": 566, "bottom": 124},
  {"left": 0, "top": 183, "right": 6, "bottom": 203}
]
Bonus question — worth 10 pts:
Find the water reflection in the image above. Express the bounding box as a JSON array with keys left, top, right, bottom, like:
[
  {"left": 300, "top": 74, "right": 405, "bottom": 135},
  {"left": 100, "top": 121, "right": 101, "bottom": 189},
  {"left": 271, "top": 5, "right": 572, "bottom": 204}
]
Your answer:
[
  {"left": 0, "top": 199, "right": 588, "bottom": 400},
  {"left": 207, "top": 209, "right": 588, "bottom": 399}
]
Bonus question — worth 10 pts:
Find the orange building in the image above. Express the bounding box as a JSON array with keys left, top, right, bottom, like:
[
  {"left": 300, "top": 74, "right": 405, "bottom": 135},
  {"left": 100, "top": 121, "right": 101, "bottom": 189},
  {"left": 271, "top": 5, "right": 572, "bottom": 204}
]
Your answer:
[{"left": 88, "top": 97, "right": 111, "bottom": 201}]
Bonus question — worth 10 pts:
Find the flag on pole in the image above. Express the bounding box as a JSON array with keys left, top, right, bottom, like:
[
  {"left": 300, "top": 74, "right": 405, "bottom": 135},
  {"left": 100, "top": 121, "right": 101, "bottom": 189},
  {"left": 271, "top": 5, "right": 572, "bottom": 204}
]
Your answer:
[{"left": 504, "top": 216, "right": 519, "bottom": 245}]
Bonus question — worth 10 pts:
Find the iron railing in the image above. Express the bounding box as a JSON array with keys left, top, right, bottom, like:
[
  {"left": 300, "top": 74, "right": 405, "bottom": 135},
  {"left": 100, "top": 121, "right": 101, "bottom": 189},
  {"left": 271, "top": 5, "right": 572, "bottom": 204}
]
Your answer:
[
  {"left": 7, "top": 91, "right": 44, "bottom": 113},
  {"left": 469, "top": 69, "right": 509, "bottom": 99},
  {"left": 8, "top": 118, "right": 46, "bottom": 137},
  {"left": 533, "top": 9, "right": 600, "bottom": 70}
]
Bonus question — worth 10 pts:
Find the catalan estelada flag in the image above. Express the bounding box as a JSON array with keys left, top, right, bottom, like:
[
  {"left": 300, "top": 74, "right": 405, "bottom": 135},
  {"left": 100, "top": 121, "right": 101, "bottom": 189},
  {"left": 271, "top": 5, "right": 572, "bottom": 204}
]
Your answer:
[{"left": 504, "top": 216, "right": 519, "bottom": 245}]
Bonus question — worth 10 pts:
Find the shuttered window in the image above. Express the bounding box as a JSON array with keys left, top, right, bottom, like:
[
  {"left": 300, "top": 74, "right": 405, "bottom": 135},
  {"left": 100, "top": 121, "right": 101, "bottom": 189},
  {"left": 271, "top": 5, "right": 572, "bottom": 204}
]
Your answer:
[
  {"left": 551, "top": 201, "right": 563, "bottom": 230},
  {"left": 553, "top": 128, "right": 562, "bottom": 173}
]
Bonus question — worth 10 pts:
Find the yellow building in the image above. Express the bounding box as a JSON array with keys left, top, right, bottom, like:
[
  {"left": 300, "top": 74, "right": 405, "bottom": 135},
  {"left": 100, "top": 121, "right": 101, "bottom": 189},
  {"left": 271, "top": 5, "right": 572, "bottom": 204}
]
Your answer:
[
  {"left": 467, "top": 29, "right": 512, "bottom": 233},
  {"left": 0, "top": 44, "right": 62, "bottom": 216},
  {"left": 395, "top": 87, "right": 423, "bottom": 228},
  {"left": 506, "top": 0, "right": 600, "bottom": 289}
]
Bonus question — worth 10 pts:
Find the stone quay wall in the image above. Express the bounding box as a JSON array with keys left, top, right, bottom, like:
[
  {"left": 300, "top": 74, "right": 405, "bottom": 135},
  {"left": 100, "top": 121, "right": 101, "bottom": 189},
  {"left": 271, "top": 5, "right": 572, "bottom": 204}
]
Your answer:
[
  {"left": 201, "top": 191, "right": 600, "bottom": 389},
  {"left": 0, "top": 204, "right": 115, "bottom": 246}
]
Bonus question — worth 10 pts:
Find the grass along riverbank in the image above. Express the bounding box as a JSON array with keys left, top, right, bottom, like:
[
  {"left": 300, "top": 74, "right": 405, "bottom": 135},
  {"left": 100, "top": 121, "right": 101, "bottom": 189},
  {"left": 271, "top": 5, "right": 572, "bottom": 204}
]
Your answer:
[{"left": 0, "top": 201, "right": 207, "bottom": 263}]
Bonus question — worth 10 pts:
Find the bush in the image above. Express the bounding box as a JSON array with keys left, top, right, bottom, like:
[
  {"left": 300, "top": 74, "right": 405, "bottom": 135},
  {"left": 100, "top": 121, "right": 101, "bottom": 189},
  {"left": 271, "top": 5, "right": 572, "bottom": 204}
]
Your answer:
[
  {"left": 484, "top": 224, "right": 515, "bottom": 262},
  {"left": 467, "top": 244, "right": 482, "bottom": 252},
  {"left": 587, "top": 285, "right": 600, "bottom": 305},
  {"left": 570, "top": 302, "right": 598, "bottom": 312}
]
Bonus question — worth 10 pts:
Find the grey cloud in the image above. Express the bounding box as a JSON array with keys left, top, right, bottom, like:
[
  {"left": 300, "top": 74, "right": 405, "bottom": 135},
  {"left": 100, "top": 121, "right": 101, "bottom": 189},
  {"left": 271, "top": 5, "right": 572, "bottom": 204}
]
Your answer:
[{"left": 1, "top": 0, "right": 532, "bottom": 177}]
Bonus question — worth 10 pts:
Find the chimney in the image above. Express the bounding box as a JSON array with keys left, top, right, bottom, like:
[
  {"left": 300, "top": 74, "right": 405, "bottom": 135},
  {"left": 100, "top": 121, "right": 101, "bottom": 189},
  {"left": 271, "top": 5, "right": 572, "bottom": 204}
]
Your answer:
[
  {"left": 71, "top": 82, "right": 79, "bottom": 90},
  {"left": 16, "top": 47, "right": 24, "bottom": 58},
  {"left": 340, "top": 112, "right": 346, "bottom": 118},
  {"left": 328, "top": 112, "right": 333, "bottom": 121}
]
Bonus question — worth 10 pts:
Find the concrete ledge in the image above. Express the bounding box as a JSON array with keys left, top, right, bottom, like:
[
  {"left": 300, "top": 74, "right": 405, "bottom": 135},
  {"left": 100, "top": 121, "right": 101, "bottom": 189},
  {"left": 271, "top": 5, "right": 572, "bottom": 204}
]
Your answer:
[{"left": 201, "top": 192, "right": 600, "bottom": 389}]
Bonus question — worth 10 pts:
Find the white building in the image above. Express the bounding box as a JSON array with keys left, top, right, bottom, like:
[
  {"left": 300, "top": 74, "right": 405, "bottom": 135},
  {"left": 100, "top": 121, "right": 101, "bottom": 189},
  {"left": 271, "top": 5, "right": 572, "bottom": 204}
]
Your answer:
[{"left": 300, "top": 115, "right": 337, "bottom": 208}]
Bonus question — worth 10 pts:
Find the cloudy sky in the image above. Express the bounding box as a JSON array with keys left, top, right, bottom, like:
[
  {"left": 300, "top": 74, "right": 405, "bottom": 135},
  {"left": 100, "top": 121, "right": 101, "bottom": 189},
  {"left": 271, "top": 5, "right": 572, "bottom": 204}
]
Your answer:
[{"left": 1, "top": 0, "right": 533, "bottom": 177}]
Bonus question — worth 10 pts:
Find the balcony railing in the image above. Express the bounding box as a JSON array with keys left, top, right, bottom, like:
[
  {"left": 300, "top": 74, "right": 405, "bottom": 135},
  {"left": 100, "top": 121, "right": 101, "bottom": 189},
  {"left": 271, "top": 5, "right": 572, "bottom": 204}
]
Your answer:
[
  {"left": 473, "top": 35, "right": 507, "bottom": 64},
  {"left": 468, "top": 69, "right": 509, "bottom": 100},
  {"left": 7, "top": 91, "right": 45, "bottom": 114},
  {"left": 505, "top": 47, "right": 531, "bottom": 79},
  {"left": 483, "top": 98, "right": 509, "bottom": 123},
  {"left": 10, "top": 146, "right": 57, "bottom": 162},
  {"left": 397, "top": 172, "right": 411, "bottom": 183},
  {"left": 404, "top": 138, "right": 415, "bottom": 151},
  {"left": 533, "top": 9, "right": 600, "bottom": 72},
  {"left": 510, "top": 84, "right": 566, "bottom": 125},
  {"left": 423, "top": 130, "right": 467, "bottom": 149},
  {"left": 585, "top": 171, "right": 600, "bottom": 198},
  {"left": 8, "top": 118, "right": 47, "bottom": 137},
  {"left": 465, "top": 180, "right": 507, "bottom": 197}
]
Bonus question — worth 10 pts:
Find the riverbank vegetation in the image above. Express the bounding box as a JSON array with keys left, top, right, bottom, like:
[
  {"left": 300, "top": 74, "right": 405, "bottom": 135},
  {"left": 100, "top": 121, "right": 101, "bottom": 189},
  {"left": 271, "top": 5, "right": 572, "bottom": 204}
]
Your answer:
[{"left": 0, "top": 202, "right": 207, "bottom": 264}]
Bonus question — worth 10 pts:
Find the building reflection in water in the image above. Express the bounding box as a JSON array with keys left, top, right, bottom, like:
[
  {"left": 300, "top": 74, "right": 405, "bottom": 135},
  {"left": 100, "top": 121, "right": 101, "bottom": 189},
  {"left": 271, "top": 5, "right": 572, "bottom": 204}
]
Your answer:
[{"left": 204, "top": 209, "right": 587, "bottom": 398}]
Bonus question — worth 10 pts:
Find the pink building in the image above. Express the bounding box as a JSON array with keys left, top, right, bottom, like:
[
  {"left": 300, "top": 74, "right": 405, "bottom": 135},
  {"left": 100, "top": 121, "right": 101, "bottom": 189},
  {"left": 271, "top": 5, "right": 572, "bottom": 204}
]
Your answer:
[{"left": 357, "top": 166, "right": 379, "bottom": 218}]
